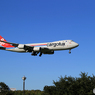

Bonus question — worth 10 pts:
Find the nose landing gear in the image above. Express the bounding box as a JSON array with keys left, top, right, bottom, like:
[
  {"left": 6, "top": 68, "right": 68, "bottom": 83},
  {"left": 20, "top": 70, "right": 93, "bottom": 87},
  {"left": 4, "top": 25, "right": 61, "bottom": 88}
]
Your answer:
[{"left": 69, "top": 49, "right": 71, "bottom": 54}]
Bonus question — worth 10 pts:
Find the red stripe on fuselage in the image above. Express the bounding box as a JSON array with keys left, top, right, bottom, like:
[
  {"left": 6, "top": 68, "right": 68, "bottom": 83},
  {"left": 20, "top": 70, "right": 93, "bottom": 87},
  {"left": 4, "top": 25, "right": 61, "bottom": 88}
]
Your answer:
[{"left": 31, "top": 44, "right": 47, "bottom": 46}]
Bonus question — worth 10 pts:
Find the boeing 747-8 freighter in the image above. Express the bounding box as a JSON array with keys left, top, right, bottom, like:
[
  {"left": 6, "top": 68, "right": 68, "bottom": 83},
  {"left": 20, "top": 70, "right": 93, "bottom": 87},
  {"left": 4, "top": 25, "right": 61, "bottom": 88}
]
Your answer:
[{"left": 0, "top": 35, "right": 79, "bottom": 57}]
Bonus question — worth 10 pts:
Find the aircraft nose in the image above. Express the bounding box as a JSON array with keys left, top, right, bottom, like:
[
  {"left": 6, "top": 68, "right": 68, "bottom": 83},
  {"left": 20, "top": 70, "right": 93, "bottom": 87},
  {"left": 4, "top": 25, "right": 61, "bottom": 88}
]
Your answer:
[{"left": 75, "top": 43, "right": 79, "bottom": 47}]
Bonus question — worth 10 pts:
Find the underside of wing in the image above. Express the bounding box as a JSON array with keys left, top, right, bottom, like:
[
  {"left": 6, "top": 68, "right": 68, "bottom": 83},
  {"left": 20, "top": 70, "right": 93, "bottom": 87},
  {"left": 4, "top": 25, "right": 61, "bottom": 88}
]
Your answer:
[{"left": 31, "top": 47, "right": 54, "bottom": 57}]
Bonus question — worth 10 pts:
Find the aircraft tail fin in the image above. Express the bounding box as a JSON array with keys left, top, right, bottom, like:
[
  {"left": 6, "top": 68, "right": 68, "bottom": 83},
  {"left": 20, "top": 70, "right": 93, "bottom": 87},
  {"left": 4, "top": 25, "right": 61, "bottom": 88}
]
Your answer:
[{"left": 0, "top": 35, "right": 14, "bottom": 48}]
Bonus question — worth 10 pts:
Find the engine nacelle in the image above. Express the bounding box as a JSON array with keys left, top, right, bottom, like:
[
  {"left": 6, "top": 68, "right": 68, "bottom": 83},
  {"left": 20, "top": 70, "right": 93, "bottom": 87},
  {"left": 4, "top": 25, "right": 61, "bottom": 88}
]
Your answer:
[
  {"left": 33, "top": 47, "right": 40, "bottom": 52},
  {"left": 43, "top": 51, "right": 54, "bottom": 54},
  {"left": 18, "top": 44, "right": 25, "bottom": 49}
]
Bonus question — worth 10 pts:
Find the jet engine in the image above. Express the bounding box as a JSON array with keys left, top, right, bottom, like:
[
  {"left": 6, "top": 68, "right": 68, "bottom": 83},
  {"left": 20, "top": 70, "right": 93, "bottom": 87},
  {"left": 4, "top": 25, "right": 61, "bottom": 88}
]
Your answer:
[
  {"left": 17, "top": 44, "right": 33, "bottom": 52},
  {"left": 43, "top": 50, "right": 54, "bottom": 54},
  {"left": 18, "top": 44, "right": 25, "bottom": 49},
  {"left": 33, "top": 47, "right": 40, "bottom": 52}
]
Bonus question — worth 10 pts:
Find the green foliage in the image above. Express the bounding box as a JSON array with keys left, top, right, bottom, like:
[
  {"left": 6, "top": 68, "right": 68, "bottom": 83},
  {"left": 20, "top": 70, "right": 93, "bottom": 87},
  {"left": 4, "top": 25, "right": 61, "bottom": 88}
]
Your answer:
[
  {"left": 0, "top": 90, "right": 46, "bottom": 95},
  {"left": 44, "top": 72, "right": 95, "bottom": 95},
  {"left": 0, "top": 82, "right": 9, "bottom": 92}
]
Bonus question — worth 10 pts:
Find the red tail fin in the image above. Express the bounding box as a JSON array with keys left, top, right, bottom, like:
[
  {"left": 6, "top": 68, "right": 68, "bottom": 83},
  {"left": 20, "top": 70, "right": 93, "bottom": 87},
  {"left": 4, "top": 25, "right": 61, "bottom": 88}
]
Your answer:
[{"left": 0, "top": 36, "right": 14, "bottom": 48}]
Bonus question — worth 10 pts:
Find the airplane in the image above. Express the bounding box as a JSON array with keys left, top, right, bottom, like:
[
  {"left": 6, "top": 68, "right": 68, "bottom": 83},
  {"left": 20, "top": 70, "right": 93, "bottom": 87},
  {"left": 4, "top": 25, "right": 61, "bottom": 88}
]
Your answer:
[{"left": 0, "top": 35, "right": 79, "bottom": 57}]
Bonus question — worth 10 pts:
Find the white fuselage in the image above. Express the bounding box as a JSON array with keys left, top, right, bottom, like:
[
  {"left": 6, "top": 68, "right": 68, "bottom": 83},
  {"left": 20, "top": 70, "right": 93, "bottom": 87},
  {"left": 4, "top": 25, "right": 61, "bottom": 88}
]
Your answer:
[{"left": 6, "top": 40, "right": 79, "bottom": 53}]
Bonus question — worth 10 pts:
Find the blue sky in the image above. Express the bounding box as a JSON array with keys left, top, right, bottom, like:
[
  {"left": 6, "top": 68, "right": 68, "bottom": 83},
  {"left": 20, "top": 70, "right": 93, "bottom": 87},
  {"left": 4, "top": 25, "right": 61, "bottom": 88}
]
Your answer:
[{"left": 0, "top": 0, "right": 95, "bottom": 91}]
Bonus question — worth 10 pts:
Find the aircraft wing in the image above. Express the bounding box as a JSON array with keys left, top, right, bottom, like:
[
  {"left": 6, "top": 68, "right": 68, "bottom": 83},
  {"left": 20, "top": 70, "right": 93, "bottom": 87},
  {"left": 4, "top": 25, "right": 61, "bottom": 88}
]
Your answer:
[{"left": 0, "top": 40, "right": 34, "bottom": 51}]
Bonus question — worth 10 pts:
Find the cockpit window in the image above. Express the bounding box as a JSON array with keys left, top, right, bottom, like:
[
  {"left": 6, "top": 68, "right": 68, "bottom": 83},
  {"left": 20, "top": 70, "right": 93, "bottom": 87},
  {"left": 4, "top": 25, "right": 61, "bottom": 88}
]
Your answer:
[{"left": 71, "top": 40, "right": 74, "bottom": 42}]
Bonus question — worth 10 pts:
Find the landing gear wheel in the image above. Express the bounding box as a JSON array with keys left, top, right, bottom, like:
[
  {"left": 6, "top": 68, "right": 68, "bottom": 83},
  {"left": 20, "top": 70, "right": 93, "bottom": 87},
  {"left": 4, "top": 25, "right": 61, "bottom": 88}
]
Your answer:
[{"left": 31, "top": 51, "right": 37, "bottom": 56}]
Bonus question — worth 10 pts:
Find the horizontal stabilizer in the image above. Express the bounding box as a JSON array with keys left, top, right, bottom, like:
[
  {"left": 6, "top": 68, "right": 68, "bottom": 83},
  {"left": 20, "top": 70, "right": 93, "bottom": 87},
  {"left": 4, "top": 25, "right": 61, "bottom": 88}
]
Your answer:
[
  {"left": 0, "top": 35, "right": 14, "bottom": 48},
  {"left": 0, "top": 46, "right": 6, "bottom": 50}
]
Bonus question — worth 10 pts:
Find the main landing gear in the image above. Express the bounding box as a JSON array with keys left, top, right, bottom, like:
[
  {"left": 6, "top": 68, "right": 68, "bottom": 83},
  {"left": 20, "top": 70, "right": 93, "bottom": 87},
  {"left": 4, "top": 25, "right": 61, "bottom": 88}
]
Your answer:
[
  {"left": 39, "top": 52, "right": 42, "bottom": 57},
  {"left": 69, "top": 49, "right": 71, "bottom": 54},
  {"left": 31, "top": 51, "right": 38, "bottom": 56}
]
